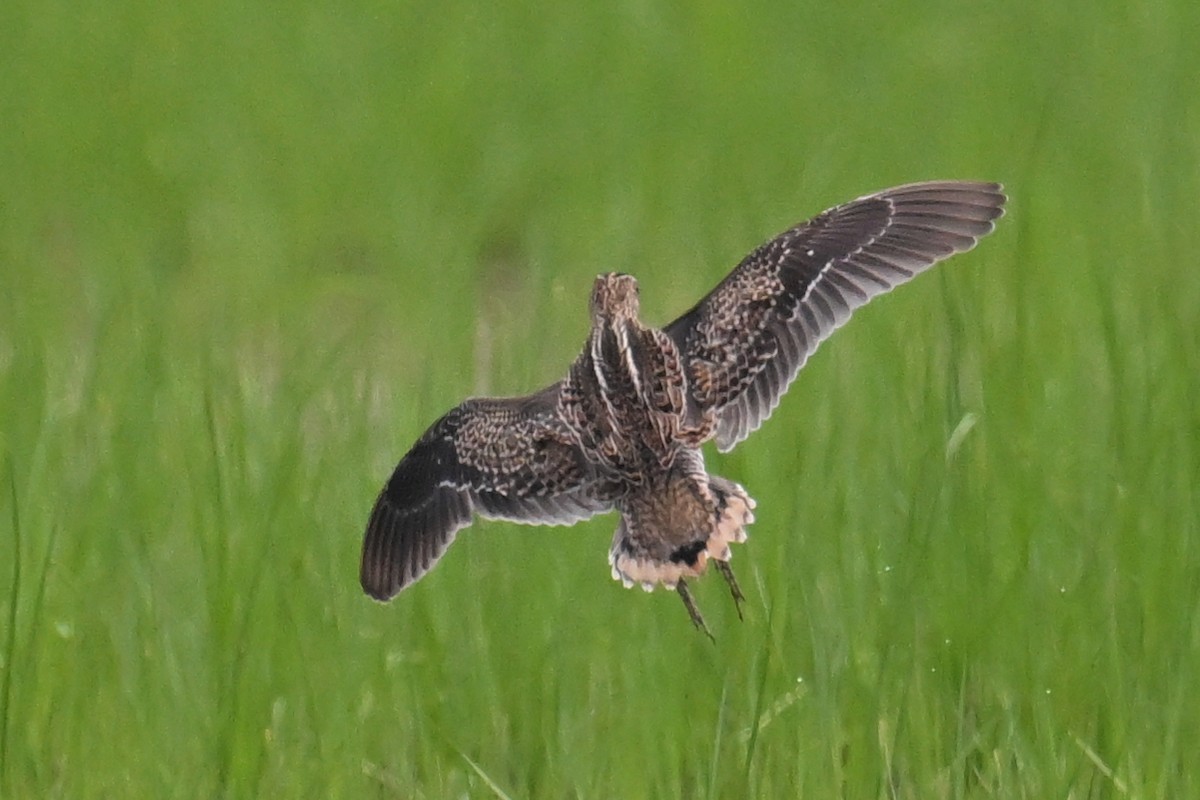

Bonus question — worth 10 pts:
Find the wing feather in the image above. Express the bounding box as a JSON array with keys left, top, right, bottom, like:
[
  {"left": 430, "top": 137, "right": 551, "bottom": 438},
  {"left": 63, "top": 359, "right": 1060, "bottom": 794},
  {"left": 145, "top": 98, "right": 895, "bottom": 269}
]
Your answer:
[
  {"left": 361, "top": 384, "right": 614, "bottom": 600},
  {"left": 665, "top": 181, "right": 1006, "bottom": 451}
]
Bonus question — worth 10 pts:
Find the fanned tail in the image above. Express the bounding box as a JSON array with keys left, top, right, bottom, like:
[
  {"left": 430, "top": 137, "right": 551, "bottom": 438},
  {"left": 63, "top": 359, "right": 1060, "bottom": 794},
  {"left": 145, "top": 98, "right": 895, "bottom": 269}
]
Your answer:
[{"left": 607, "top": 453, "right": 756, "bottom": 593}]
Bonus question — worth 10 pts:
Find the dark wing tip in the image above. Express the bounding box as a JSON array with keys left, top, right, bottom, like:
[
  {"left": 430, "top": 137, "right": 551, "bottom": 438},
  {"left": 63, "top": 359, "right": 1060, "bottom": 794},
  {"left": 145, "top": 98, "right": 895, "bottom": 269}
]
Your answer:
[
  {"left": 882, "top": 180, "right": 1006, "bottom": 226},
  {"left": 869, "top": 180, "right": 1006, "bottom": 261},
  {"left": 360, "top": 493, "right": 403, "bottom": 601},
  {"left": 360, "top": 485, "right": 472, "bottom": 601}
]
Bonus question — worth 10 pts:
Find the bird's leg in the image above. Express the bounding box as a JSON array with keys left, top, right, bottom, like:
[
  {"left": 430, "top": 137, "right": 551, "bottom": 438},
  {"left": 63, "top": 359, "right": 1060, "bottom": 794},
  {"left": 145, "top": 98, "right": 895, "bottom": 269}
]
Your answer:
[
  {"left": 713, "top": 560, "right": 745, "bottom": 620},
  {"left": 676, "top": 579, "right": 714, "bottom": 641}
]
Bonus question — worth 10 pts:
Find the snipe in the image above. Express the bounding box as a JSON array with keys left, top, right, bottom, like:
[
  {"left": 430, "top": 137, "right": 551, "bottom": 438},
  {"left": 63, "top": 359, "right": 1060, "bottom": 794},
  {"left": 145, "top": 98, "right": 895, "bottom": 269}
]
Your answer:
[{"left": 361, "top": 181, "right": 1006, "bottom": 635}]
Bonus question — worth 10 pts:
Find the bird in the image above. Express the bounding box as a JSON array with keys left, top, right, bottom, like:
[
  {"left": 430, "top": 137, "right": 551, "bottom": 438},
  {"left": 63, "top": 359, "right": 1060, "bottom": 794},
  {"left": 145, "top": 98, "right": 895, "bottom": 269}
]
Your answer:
[{"left": 360, "top": 180, "right": 1006, "bottom": 635}]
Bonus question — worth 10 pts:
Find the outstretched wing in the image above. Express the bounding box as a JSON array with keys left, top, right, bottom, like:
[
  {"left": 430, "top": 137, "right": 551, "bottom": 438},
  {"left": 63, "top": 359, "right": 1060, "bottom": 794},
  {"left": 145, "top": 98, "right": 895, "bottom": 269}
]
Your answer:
[
  {"left": 361, "top": 383, "right": 615, "bottom": 600},
  {"left": 665, "top": 181, "right": 1006, "bottom": 451}
]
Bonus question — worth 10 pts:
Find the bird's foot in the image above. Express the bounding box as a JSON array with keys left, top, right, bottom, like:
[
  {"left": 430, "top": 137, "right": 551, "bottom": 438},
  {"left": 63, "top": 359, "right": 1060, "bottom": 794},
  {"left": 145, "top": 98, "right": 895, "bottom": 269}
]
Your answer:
[
  {"left": 676, "top": 579, "right": 714, "bottom": 641},
  {"left": 713, "top": 559, "right": 746, "bottom": 620}
]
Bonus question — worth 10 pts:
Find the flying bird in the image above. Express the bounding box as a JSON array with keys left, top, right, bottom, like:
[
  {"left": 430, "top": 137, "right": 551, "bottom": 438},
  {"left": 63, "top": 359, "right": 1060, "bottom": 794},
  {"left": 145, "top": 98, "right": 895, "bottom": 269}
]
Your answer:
[{"left": 361, "top": 181, "right": 1006, "bottom": 635}]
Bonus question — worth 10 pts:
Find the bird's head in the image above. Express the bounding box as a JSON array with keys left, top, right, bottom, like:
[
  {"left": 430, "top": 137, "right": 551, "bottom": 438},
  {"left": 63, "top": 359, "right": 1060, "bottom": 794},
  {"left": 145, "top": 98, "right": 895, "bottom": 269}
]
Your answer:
[{"left": 589, "top": 272, "right": 640, "bottom": 323}]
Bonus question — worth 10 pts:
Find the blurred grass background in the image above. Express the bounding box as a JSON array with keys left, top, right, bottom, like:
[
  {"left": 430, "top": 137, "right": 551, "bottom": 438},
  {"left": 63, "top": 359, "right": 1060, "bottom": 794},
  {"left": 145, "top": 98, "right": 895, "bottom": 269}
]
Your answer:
[{"left": 2, "top": 0, "right": 1198, "bottom": 797}]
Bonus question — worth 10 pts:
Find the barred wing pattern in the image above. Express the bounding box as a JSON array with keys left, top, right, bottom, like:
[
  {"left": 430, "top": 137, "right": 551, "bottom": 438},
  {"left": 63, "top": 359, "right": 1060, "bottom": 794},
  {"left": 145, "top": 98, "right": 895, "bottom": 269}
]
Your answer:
[
  {"left": 665, "top": 181, "right": 1006, "bottom": 451},
  {"left": 361, "top": 384, "right": 614, "bottom": 599}
]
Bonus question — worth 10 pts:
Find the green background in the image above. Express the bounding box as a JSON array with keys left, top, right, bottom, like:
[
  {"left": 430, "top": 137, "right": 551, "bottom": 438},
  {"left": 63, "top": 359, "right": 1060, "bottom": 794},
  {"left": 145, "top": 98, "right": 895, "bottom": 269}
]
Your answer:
[{"left": 2, "top": 1, "right": 1198, "bottom": 797}]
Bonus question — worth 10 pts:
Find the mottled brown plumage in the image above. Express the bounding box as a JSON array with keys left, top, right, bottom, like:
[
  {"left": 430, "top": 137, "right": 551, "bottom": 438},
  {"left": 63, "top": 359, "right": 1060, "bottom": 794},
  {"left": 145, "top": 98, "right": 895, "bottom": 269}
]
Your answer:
[{"left": 361, "top": 181, "right": 1006, "bottom": 634}]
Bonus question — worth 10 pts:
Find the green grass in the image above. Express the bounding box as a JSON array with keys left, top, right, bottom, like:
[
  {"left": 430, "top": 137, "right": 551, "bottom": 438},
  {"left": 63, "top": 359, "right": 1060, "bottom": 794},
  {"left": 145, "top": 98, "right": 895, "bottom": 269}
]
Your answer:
[{"left": 2, "top": 0, "right": 1199, "bottom": 796}]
